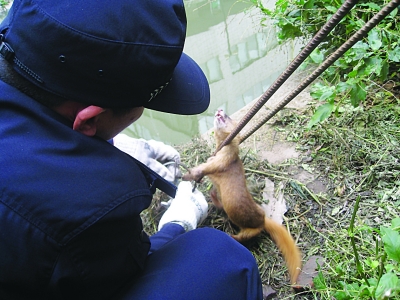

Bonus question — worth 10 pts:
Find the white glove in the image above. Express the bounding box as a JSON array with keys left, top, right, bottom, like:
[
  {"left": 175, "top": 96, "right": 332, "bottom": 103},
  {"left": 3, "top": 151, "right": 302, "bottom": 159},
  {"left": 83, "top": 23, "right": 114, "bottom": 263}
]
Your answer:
[
  {"left": 158, "top": 181, "right": 208, "bottom": 232},
  {"left": 113, "top": 134, "right": 181, "bottom": 183}
]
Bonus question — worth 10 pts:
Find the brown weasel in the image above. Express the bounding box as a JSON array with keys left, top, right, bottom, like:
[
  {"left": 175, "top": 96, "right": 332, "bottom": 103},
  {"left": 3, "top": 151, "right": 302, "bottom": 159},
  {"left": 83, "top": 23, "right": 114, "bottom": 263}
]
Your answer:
[{"left": 182, "top": 109, "right": 302, "bottom": 284}]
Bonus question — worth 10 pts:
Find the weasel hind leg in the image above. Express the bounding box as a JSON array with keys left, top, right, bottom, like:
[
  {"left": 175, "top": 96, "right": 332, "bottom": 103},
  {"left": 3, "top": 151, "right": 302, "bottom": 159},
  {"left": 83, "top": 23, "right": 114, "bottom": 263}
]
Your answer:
[
  {"left": 231, "top": 227, "right": 263, "bottom": 243},
  {"left": 210, "top": 187, "right": 224, "bottom": 209}
]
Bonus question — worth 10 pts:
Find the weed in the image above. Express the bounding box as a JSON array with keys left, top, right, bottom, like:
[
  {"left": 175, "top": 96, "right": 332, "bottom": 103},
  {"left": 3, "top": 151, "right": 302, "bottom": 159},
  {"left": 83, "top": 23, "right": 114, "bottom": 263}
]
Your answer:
[{"left": 315, "top": 195, "right": 400, "bottom": 299}]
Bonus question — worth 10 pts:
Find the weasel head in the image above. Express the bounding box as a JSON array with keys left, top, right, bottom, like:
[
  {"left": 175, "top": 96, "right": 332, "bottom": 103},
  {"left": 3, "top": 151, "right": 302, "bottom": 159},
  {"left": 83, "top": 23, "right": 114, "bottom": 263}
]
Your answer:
[
  {"left": 214, "top": 109, "right": 236, "bottom": 130},
  {"left": 213, "top": 109, "right": 238, "bottom": 142}
]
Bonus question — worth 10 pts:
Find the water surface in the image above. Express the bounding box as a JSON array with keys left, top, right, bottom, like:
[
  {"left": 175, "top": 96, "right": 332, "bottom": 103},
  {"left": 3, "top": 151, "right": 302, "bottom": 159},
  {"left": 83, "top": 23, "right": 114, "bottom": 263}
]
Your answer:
[{"left": 125, "top": 0, "right": 301, "bottom": 144}]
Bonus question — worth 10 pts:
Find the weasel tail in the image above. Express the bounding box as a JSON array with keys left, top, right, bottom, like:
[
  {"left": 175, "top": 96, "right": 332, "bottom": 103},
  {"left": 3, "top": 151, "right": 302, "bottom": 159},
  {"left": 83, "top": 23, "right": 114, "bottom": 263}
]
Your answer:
[{"left": 263, "top": 217, "right": 301, "bottom": 284}]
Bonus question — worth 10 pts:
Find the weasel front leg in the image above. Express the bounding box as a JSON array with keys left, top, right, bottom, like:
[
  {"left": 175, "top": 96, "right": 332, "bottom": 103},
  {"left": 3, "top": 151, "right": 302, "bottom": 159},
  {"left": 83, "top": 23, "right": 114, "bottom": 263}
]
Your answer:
[
  {"left": 182, "top": 156, "right": 225, "bottom": 182},
  {"left": 182, "top": 165, "right": 205, "bottom": 182}
]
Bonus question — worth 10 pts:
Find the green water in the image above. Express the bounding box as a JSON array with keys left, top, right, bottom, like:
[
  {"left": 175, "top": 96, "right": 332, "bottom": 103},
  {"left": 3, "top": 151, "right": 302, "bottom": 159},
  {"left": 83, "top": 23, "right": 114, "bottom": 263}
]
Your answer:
[{"left": 125, "top": 0, "right": 301, "bottom": 145}]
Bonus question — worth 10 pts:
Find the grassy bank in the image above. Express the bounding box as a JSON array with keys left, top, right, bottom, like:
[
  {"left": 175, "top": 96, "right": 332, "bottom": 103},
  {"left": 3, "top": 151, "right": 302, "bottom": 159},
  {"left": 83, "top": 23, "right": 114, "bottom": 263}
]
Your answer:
[{"left": 142, "top": 88, "right": 399, "bottom": 298}]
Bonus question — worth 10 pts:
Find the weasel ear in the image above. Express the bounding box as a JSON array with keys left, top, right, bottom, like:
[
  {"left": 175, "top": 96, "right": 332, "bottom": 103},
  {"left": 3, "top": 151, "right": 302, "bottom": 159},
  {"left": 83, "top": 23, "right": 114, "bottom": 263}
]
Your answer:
[{"left": 73, "top": 105, "right": 105, "bottom": 136}]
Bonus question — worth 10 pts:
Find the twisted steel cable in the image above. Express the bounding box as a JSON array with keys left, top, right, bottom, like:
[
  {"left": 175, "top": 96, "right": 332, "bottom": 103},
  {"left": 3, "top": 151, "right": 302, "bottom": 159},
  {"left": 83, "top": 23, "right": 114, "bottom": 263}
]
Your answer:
[{"left": 239, "top": 0, "right": 400, "bottom": 144}]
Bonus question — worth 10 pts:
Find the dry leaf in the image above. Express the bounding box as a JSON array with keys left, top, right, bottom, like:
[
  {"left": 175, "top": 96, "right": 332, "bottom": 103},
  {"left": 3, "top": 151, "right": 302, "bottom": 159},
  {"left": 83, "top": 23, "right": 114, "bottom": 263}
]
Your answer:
[{"left": 262, "top": 178, "right": 287, "bottom": 224}]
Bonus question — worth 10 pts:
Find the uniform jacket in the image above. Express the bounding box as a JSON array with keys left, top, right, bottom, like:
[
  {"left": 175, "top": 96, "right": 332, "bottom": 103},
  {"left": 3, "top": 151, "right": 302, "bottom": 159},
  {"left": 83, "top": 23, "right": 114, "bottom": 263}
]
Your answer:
[{"left": 0, "top": 80, "right": 157, "bottom": 299}]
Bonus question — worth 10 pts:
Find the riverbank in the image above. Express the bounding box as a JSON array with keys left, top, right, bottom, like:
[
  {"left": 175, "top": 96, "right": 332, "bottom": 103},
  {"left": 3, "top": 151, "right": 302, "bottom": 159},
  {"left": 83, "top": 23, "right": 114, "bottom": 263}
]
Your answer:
[{"left": 144, "top": 66, "right": 400, "bottom": 298}]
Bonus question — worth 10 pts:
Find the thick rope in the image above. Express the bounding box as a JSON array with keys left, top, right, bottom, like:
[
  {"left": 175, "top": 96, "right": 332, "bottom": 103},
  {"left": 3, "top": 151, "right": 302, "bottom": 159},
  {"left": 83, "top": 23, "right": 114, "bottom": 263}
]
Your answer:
[
  {"left": 239, "top": 0, "right": 400, "bottom": 143},
  {"left": 213, "top": 0, "right": 359, "bottom": 155}
]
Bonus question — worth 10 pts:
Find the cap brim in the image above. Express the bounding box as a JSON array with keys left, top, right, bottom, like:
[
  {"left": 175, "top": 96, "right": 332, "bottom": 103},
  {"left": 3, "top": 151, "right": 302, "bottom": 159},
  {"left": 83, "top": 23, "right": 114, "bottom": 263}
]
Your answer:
[{"left": 144, "top": 53, "right": 210, "bottom": 115}]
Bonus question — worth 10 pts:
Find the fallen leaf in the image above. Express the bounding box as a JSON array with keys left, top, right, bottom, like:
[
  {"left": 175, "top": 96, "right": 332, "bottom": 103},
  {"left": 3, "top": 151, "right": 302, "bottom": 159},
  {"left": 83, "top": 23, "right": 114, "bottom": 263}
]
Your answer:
[
  {"left": 262, "top": 178, "right": 287, "bottom": 224},
  {"left": 331, "top": 206, "right": 341, "bottom": 216},
  {"left": 293, "top": 255, "right": 325, "bottom": 292}
]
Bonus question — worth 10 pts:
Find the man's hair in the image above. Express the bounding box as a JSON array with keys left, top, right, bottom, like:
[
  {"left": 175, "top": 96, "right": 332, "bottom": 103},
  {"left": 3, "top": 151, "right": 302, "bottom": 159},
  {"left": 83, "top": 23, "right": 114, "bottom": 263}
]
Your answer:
[{"left": 0, "top": 56, "right": 134, "bottom": 116}]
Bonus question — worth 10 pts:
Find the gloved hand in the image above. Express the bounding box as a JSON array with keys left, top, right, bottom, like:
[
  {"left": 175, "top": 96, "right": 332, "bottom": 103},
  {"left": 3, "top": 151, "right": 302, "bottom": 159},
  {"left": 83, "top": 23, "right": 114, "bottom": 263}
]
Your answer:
[
  {"left": 113, "top": 134, "right": 181, "bottom": 183},
  {"left": 158, "top": 181, "right": 208, "bottom": 232}
]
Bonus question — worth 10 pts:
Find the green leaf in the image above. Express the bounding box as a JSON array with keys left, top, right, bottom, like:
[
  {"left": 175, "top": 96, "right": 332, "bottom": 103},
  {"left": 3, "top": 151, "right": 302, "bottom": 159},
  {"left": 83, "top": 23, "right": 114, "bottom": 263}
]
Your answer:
[
  {"left": 346, "top": 42, "right": 370, "bottom": 62},
  {"left": 310, "top": 83, "right": 330, "bottom": 99},
  {"left": 278, "top": 23, "right": 302, "bottom": 40},
  {"left": 325, "top": 5, "right": 337, "bottom": 13},
  {"left": 364, "top": 57, "right": 383, "bottom": 77},
  {"left": 375, "top": 272, "right": 399, "bottom": 299},
  {"left": 288, "top": 9, "right": 301, "bottom": 17},
  {"left": 388, "top": 46, "right": 400, "bottom": 62},
  {"left": 313, "top": 271, "right": 326, "bottom": 290},
  {"left": 307, "top": 103, "right": 334, "bottom": 128},
  {"left": 368, "top": 29, "right": 382, "bottom": 51},
  {"left": 385, "top": 264, "right": 396, "bottom": 273},
  {"left": 352, "top": 41, "right": 370, "bottom": 50},
  {"left": 275, "top": 0, "right": 289, "bottom": 11},
  {"left": 348, "top": 70, "right": 357, "bottom": 78},
  {"left": 310, "top": 48, "right": 324, "bottom": 64},
  {"left": 334, "top": 291, "right": 351, "bottom": 300},
  {"left": 335, "top": 263, "right": 345, "bottom": 276},
  {"left": 344, "top": 282, "right": 361, "bottom": 297},
  {"left": 380, "top": 60, "right": 389, "bottom": 81},
  {"left": 380, "top": 226, "right": 400, "bottom": 262},
  {"left": 391, "top": 218, "right": 400, "bottom": 230},
  {"left": 336, "top": 82, "right": 350, "bottom": 93},
  {"left": 359, "top": 282, "right": 374, "bottom": 297},
  {"left": 303, "top": 0, "right": 314, "bottom": 9},
  {"left": 319, "top": 89, "right": 335, "bottom": 101},
  {"left": 365, "top": 258, "right": 380, "bottom": 269},
  {"left": 389, "top": 7, "right": 398, "bottom": 18},
  {"left": 350, "top": 82, "right": 366, "bottom": 107},
  {"left": 359, "top": 2, "right": 380, "bottom": 11},
  {"left": 310, "top": 83, "right": 335, "bottom": 101}
]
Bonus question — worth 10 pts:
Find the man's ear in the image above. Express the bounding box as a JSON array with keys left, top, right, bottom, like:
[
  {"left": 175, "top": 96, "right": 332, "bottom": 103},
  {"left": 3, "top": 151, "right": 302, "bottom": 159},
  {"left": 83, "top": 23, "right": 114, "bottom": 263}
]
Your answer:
[{"left": 73, "top": 105, "right": 105, "bottom": 136}]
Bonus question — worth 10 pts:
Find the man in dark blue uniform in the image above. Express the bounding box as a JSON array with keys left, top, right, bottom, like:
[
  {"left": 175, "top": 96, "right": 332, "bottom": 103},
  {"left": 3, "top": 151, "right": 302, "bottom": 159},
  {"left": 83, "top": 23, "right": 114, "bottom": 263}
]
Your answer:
[{"left": 0, "top": 0, "right": 263, "bottom": 299}]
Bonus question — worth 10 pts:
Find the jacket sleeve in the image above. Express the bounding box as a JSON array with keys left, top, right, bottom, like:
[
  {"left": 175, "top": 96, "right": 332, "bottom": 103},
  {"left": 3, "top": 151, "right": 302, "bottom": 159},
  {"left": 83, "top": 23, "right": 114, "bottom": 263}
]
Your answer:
[
  {"left": 149, "top": 222, "right": 185, "bottom": 254},
  {"left": 48, "top": 200, "right": 151, "bottom": 300}
]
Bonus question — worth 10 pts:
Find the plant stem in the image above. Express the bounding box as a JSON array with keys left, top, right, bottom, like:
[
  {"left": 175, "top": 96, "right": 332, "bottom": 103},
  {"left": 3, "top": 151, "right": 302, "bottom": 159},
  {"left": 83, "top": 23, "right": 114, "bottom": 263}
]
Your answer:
[
  {"left": 349, "top": 195, "right": 370, "bottom": 287},
  {"left": 378, "top": 251, "right": 387, "bottom": 285}
]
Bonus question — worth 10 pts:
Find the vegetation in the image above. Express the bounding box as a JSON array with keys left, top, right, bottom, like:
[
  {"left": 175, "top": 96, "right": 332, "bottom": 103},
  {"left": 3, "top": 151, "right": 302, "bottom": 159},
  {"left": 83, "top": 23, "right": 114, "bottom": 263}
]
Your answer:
[
  {"left": 231, "top": 0, "right": 400, "bottom": 298},
  {"left": 0, "top": 1, "right": 10, "bottom": 10},
  {"left": 252, "top": 0, "right": 400, "bottom": 128},
  {"left": 280, "top": 91, "right": 400, "bottom": 298}
]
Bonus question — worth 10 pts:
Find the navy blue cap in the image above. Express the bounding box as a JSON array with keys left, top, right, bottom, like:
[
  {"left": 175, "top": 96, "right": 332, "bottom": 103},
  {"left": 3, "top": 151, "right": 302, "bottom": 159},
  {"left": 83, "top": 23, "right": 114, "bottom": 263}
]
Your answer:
[{"left": 0, "top": 0, "right": 210, "bottom": 115}]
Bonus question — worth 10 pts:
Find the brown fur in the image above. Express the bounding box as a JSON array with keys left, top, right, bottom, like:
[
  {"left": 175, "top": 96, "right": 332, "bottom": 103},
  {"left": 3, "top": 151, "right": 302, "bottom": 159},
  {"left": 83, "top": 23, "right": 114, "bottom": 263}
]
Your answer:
[{"left": 182, "top": 109, "right": 302, "bottom": 284}]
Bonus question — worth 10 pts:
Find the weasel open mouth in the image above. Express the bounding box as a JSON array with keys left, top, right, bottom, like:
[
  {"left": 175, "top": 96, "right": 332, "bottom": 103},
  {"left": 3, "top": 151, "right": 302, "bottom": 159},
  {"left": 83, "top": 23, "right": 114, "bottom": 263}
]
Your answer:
[{"left": 214, "top": 109, "right": 226, "bottom": 126}]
